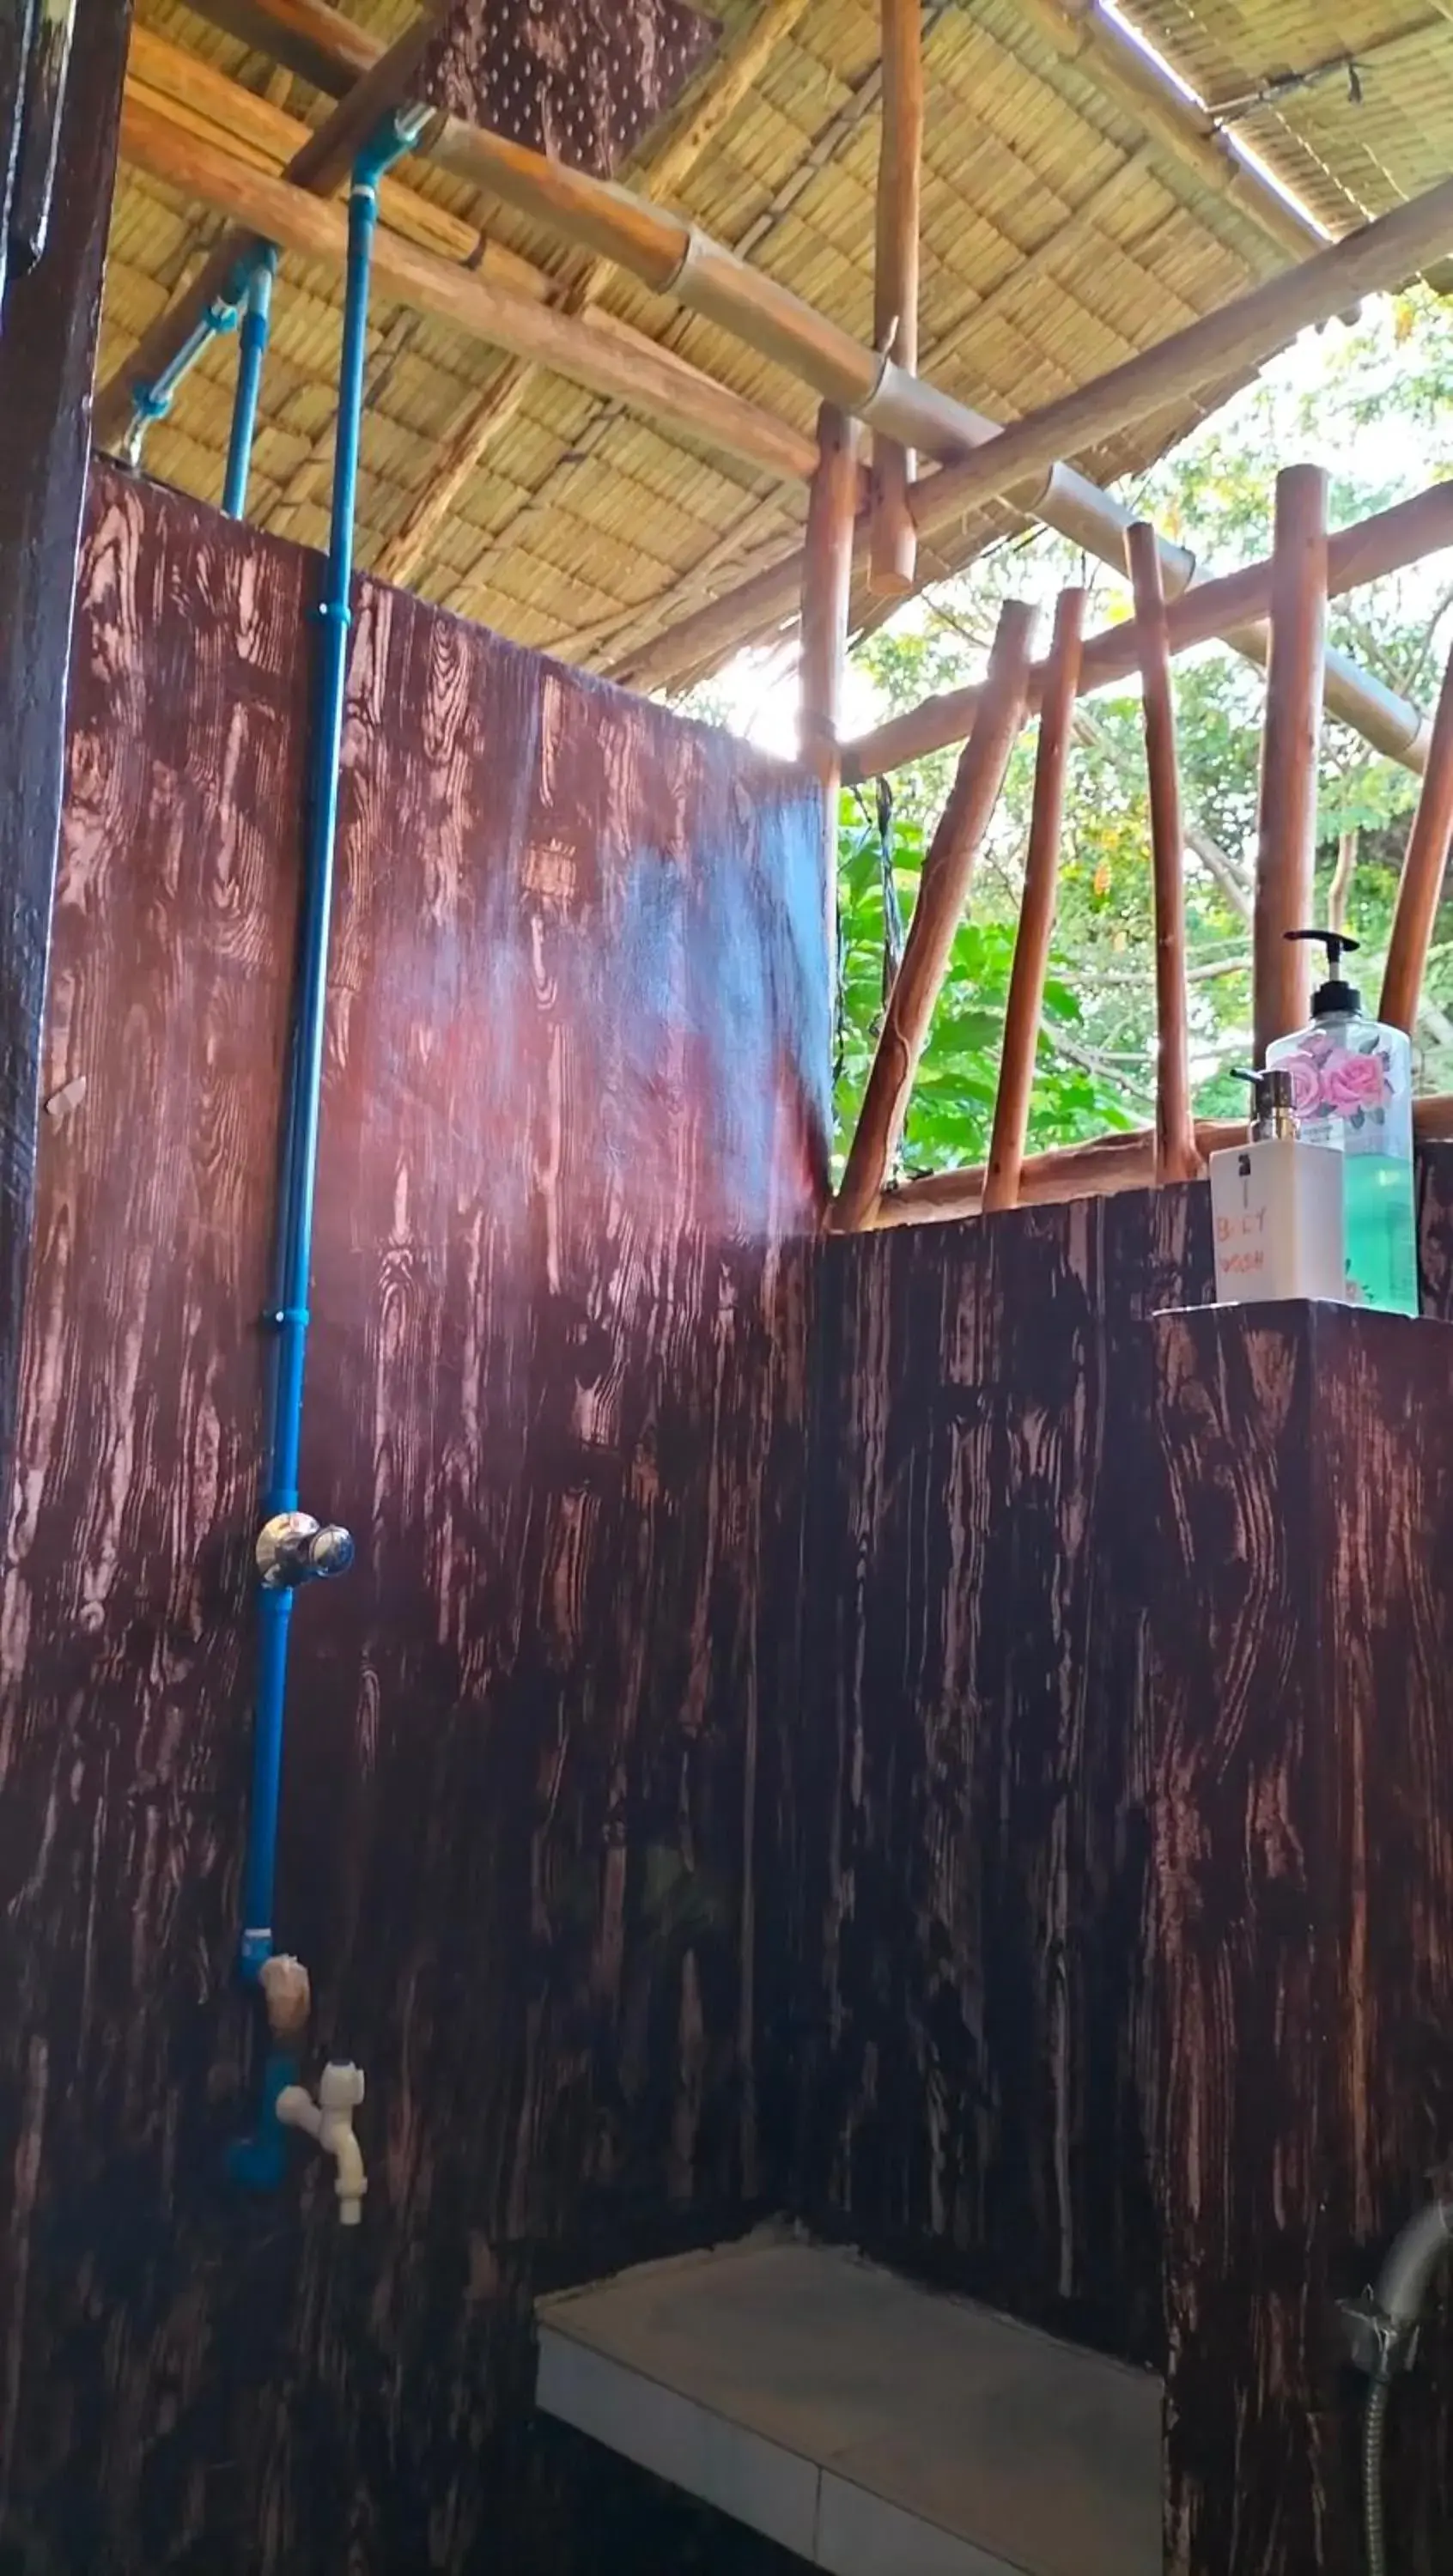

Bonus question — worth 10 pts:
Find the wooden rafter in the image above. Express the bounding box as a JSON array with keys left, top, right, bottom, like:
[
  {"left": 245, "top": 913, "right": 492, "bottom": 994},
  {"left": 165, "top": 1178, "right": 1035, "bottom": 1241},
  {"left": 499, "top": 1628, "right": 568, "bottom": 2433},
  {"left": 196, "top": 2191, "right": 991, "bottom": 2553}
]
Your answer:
[
  {"left": 868, "top": 0, "right": 922, "bottom": 597},
  {"left": 112, "top": 96, "right": 819, "bottom": 489}
]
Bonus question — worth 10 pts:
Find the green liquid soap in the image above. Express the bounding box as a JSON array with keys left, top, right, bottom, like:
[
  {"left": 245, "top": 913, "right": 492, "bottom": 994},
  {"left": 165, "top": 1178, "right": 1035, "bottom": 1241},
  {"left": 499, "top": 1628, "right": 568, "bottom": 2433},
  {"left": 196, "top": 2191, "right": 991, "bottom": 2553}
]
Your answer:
[{"left": 1342, "top": 1152, "right": 1419, "bottom": 1315}]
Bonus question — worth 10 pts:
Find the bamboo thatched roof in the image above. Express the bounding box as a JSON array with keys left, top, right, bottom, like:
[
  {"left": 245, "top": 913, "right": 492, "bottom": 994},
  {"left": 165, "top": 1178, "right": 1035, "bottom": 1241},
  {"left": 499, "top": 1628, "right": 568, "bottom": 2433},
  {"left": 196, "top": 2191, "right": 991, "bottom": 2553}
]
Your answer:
[{"left": 100, "top": 0, "right": 1453, "bottom": 692}]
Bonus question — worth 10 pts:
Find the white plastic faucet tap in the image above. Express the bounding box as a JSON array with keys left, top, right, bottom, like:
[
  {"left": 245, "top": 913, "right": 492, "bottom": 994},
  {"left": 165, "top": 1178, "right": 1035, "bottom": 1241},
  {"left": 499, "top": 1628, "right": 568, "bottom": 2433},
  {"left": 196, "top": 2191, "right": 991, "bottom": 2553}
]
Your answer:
[{"left": 277, "top": 2061, "right": 368, "bottom": 2224}]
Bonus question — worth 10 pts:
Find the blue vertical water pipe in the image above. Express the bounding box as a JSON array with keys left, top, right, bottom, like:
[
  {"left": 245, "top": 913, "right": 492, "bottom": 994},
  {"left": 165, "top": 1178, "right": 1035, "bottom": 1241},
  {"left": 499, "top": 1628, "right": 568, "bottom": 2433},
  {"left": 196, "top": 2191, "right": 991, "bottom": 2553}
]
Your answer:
[
  {"left": 222, "top": 247, "right": 278, "bottom": 519},
  {"left": 238, "top": 111, "right": 422, "bottom": 1990}
]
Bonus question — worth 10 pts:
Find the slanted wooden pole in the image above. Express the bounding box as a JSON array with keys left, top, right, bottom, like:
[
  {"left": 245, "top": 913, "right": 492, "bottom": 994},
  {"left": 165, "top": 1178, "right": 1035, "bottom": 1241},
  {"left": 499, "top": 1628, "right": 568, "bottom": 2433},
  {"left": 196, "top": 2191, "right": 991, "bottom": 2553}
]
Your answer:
[
  {"left": 799, "top": 404, "right": 861, "bottom": 951},
  {"left": 1128, "top": 520, "right": 1200, "bottom": 1181},
  {"left": 831, "top": 599, "right": 1036, "bottom": 1232},
  {"left": 982, "top": 589, "right": 1085, "bottom": 1213},
  {"left": 869, "top": 0, "right": 922, "bottom": 597},
  {"left": 1255, "top": 465, "right": 1328, "bottom": 1061},
  {"left": 1381, "top": 639, "right": 1453, "bottom": 1034}
]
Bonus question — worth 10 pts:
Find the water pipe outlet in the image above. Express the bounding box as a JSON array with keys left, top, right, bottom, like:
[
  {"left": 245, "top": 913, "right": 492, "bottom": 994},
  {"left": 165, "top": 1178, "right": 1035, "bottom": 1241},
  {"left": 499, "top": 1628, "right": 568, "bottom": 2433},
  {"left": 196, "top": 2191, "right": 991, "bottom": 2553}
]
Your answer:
[
  {"left": 256, "top": 1510, "right": 355, "bottom": 1589},
  {"left": 277, "top": 2062, "right": 368, "bottom": 2225}
]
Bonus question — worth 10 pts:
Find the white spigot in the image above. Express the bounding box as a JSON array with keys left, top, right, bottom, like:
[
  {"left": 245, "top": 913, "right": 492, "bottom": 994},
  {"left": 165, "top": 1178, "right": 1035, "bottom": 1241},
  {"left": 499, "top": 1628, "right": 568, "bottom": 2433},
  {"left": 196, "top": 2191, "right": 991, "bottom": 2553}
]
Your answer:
[{"left": 276, "top": 2061, "right": 368, "bottom": 2224}]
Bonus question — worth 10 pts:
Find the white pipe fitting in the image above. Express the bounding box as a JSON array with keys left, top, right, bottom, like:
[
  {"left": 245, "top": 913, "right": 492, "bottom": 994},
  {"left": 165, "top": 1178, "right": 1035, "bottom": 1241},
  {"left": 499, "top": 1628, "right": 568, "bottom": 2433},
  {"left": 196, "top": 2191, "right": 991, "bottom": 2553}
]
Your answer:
[{"left": 277, "top": 2061, "right": 368, "bottom": 2224}]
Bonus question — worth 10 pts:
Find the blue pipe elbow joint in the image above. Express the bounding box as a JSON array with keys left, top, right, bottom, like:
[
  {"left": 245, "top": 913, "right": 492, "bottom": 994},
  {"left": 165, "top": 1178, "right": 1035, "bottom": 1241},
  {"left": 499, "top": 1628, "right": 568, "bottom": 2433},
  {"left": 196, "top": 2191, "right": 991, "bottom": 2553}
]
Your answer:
[{"left": 227, "top": 2050, "right": 299, "bottom": 2190}]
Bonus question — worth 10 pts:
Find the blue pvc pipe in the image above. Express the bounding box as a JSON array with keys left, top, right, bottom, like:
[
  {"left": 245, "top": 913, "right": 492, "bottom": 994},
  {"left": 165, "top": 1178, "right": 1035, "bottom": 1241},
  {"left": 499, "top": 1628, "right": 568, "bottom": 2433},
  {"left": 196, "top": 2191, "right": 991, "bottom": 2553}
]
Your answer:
[
  {"left": 127, "top": 276, "right": 246, "bottom": 457},
  {"left": 222, "top": 248, "right": 278, "bottom": 519},
  {"left": 239, "top": 118, "right": 416, "bottom": 1983}
]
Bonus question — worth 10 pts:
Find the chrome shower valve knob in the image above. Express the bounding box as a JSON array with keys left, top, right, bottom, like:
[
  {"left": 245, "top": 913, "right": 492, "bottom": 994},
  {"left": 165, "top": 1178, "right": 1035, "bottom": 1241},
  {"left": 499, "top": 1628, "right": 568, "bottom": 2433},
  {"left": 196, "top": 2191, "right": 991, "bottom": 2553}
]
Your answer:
[{"left": 255, "top": 1510, "right": 356, "bottom": 1589}]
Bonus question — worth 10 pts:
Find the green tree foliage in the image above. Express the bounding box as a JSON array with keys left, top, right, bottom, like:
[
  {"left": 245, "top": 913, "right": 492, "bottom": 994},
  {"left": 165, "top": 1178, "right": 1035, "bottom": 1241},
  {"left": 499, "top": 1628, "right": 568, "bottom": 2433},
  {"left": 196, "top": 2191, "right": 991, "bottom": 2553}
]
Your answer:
[{"left": 830, "top": 289, "right": 1453, "bottom": 1181}]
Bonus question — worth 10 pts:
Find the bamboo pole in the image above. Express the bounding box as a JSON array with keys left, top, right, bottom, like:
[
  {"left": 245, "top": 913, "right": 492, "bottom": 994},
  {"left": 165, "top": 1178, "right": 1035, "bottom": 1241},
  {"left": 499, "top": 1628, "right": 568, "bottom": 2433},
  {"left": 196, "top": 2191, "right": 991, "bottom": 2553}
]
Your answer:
[
  {"left": 1126, "top": 521, "right": 1199, "bottom": 1182},
  {"left": 799, "top": 405, "right": 861, "bottom": 951},
  {"left": 831, "top": 601, "right": 1036, "bottom": 1233},
  {"left": 1254, "top": 465, "right": 1328, "bottom": 1061},
  {"left": 94, "top": 12, "right": 436, "bottom": 453},
  {"left": 376, "top": 0, "right": 819, "bottom": 586},
  {"left": 184, "top": 0, "right": 1327, "bottom": 272},
  {"left": 982, "top": 589, "right": 1085, "bottom": 1213},
  {"left": 1381, "top": 638, "right": 1453, "bottom": 1032},
  {"left": 868, "top": 1094, "right": 1453, "bottom": 1227},
  {"left": 1009, "top": 0, "right": 1321, "bottom": 265},
  {"left": 869, "top": 0, "right": 922, "bottom": 597},
  {"left": 111, "top": 99, "right": 821, "bottom": 489},
  {"left": 120, "top": 8, "right": 1435, "bottom": 771},
  {"left": 843, "top": 481, "right": 1453, "bottom": 778},
  {"left": 621, "top": 464, "right": 1432, "bottom": 778},
  {"left": 885, "top": 175, "right": 1453, "bottom": 537}
]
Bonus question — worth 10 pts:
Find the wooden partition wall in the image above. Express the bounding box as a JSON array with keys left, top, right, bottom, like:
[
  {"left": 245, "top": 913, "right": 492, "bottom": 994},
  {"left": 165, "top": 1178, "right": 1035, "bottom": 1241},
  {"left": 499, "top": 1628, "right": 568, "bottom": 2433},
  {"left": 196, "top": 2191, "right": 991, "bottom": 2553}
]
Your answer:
[
  {"left": 0, "top": 465, "right": 828, "bottom": 2574},
  {"left": 4, "top": 465, "right": 1453, "bottom": 2576}
]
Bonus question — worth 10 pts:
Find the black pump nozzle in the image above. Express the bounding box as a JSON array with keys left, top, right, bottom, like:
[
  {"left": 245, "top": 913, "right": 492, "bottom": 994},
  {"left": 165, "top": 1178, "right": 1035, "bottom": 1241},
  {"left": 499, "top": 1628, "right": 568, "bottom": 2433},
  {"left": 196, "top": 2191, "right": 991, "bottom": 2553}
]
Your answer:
[{"left": 1285, "top": 927, "right": 1362, "bottom": 1018}]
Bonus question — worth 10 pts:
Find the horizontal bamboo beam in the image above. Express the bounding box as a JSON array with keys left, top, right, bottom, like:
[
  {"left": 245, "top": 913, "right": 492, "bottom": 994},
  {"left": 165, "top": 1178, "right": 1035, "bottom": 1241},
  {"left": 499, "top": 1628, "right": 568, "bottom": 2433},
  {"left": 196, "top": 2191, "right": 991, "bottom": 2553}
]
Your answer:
[
  {"left": 94, "top": 11, "right": 435, "bottom": 454},
  {"left": 1010, "top": 0, "right": 1322, "bottom": 266},
  {"left": 125, "top": 26, "right": 544, "bottom": 289},
  {"left": 111, "top": 97, "right": 821, "bottom": 489},
  {"left": 156, "top": 0, "right": 1434, "bottom": 780},
  {"left": 842, "top": 480, "right": 1453, "bottom": 779},
  {"left": 892, "top": 173, "right": 1453, "bottom": 537},
  {"left": 870, "top": 1094, "right": 1453, "bottom": 1229}
]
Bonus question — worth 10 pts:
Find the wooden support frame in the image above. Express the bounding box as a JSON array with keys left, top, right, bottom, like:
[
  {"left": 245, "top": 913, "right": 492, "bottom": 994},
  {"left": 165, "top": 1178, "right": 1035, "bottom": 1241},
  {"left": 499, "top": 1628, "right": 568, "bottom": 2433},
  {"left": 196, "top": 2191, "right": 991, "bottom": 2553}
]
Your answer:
[
  {"left": 982, "top": 590, "right": 1085, "bottom": 1214},
  {"left": 1381, "top": 638, "right": 1453, "bottom": 1034},
  {"left": 830, "top": 601, "right": 1036, "bottom": 1234},
  {"left": 868, "top": 0, "right": 922, "bottom": 598},
  {"left": 844, "top": 481, "right": 1453, "bottom": 779},
  {"left": 799, "top": 404, "right": 861, "bottom": 951},
  {"left": 126, "top": 0, "right": 1443, "bottom": 776},
  {"left": 867, "top": 1095, "right": 1453, "bottom": 1228},
  {"left": 112, "top": 97, "right": 820, "bottom": 489},
  {"left": 94, "top": 12, "right": 436, "bottom": 453},
  {"left": 1127, "top": 521, "right": 1199, "bottom": 1182},
  {"left": 1254, "top": 465, "right": 1328, "bottom": 1061}
]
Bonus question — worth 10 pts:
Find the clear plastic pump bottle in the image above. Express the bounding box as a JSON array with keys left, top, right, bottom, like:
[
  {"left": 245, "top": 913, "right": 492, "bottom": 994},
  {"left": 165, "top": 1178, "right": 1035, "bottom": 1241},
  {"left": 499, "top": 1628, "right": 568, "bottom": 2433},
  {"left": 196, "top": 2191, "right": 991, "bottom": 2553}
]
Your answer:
[{"left": 1265, "top": 928, "right": 1418, "bottom": 1315}]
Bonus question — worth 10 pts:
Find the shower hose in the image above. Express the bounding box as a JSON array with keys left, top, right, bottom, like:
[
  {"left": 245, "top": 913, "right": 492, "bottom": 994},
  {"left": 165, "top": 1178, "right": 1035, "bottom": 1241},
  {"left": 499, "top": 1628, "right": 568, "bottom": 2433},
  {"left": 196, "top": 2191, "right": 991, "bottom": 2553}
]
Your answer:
[{"left": 1363, "top": 2374, "right": 1390, "bottom": 2576}]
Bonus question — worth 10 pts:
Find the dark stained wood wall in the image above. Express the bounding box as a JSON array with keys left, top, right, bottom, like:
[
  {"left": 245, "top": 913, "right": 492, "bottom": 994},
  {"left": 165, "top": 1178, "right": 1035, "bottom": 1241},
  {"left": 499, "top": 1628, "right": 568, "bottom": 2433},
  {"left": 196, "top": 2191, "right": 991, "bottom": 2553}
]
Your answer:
[
  {"left": 785, "top": 1171, "right": 1453, "bottom": 2576},
  {"left": 0, "top": 464, "right": 827, "bottom": 2576}
]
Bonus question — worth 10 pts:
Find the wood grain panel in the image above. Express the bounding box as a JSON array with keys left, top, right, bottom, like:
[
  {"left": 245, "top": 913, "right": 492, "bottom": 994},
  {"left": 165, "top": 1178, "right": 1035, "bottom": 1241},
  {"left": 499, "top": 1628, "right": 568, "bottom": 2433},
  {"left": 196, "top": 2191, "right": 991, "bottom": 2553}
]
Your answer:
[
  {"left": 0, "top": 463, "right": 826, "bottom": 2576},
  {"left": 0, "top": 0, "right": 129, "bottom": 1599}
]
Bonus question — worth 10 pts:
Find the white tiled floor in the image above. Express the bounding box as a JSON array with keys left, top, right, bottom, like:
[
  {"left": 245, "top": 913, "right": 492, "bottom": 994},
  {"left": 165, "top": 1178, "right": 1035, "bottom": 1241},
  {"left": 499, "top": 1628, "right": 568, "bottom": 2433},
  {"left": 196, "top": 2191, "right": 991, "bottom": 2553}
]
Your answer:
[{"left": 535, "top": 2229, "right": 1164, "bottom": 2576}]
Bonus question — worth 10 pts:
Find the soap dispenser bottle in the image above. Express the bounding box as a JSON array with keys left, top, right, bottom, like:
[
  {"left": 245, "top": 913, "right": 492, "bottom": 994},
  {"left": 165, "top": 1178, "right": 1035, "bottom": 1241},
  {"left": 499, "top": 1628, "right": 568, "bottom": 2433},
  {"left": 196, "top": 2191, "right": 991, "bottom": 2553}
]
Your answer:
[
  {"left": 1265, "top": 929, "right": 1418, "bottom": 1315},
  {"left": 1209, "top": 1066, "right": 1346, "bottom": 1304}
]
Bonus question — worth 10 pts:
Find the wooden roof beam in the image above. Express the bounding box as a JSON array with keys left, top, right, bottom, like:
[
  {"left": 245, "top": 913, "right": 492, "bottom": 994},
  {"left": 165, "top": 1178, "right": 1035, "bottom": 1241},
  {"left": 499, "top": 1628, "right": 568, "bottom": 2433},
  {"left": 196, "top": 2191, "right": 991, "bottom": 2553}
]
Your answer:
[
  {"left": 110, "top": 95, "right": 821, "bottom": 489},
  {"left": 868, "top": 0, "right": 922, "bottom": 596},
  {"left": 841, "top": 480, "right": 1453, "bottom": 780},
  {"left": 1011, "top": 0, "right": 1323, "bottom": 264},
  {"left": 94, "top": 9, "right": 435, "bottom": 453}
]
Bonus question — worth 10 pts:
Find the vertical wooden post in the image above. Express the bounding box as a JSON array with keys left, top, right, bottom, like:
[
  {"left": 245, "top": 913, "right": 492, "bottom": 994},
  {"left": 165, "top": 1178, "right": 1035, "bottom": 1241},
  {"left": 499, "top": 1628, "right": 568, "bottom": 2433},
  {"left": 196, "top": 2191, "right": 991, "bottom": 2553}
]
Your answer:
[
  {"left": 0, "top": 0, "right": 131, "bottom": 1520},
  {"left": 983, "top": 588, "right": 1085, "bottom": 1213},
  {"left": 1380, "top": 636, "right": 1453, "bottom": 1034},
  {"left": 831, "top": 598, "right": 1035, "bottom": 1231},
  {"left": 799, "top": 401, "right": 861, "bottom": 956},
  {"left": 868, "top": 0, "right": 921, "bottom": 598},
  {"left": 1254, "top": 463, "right": 1328, "bottom": 1061},
  {"left": 1128, "top": 520, "right": 1200, "bottom": 1182}
]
